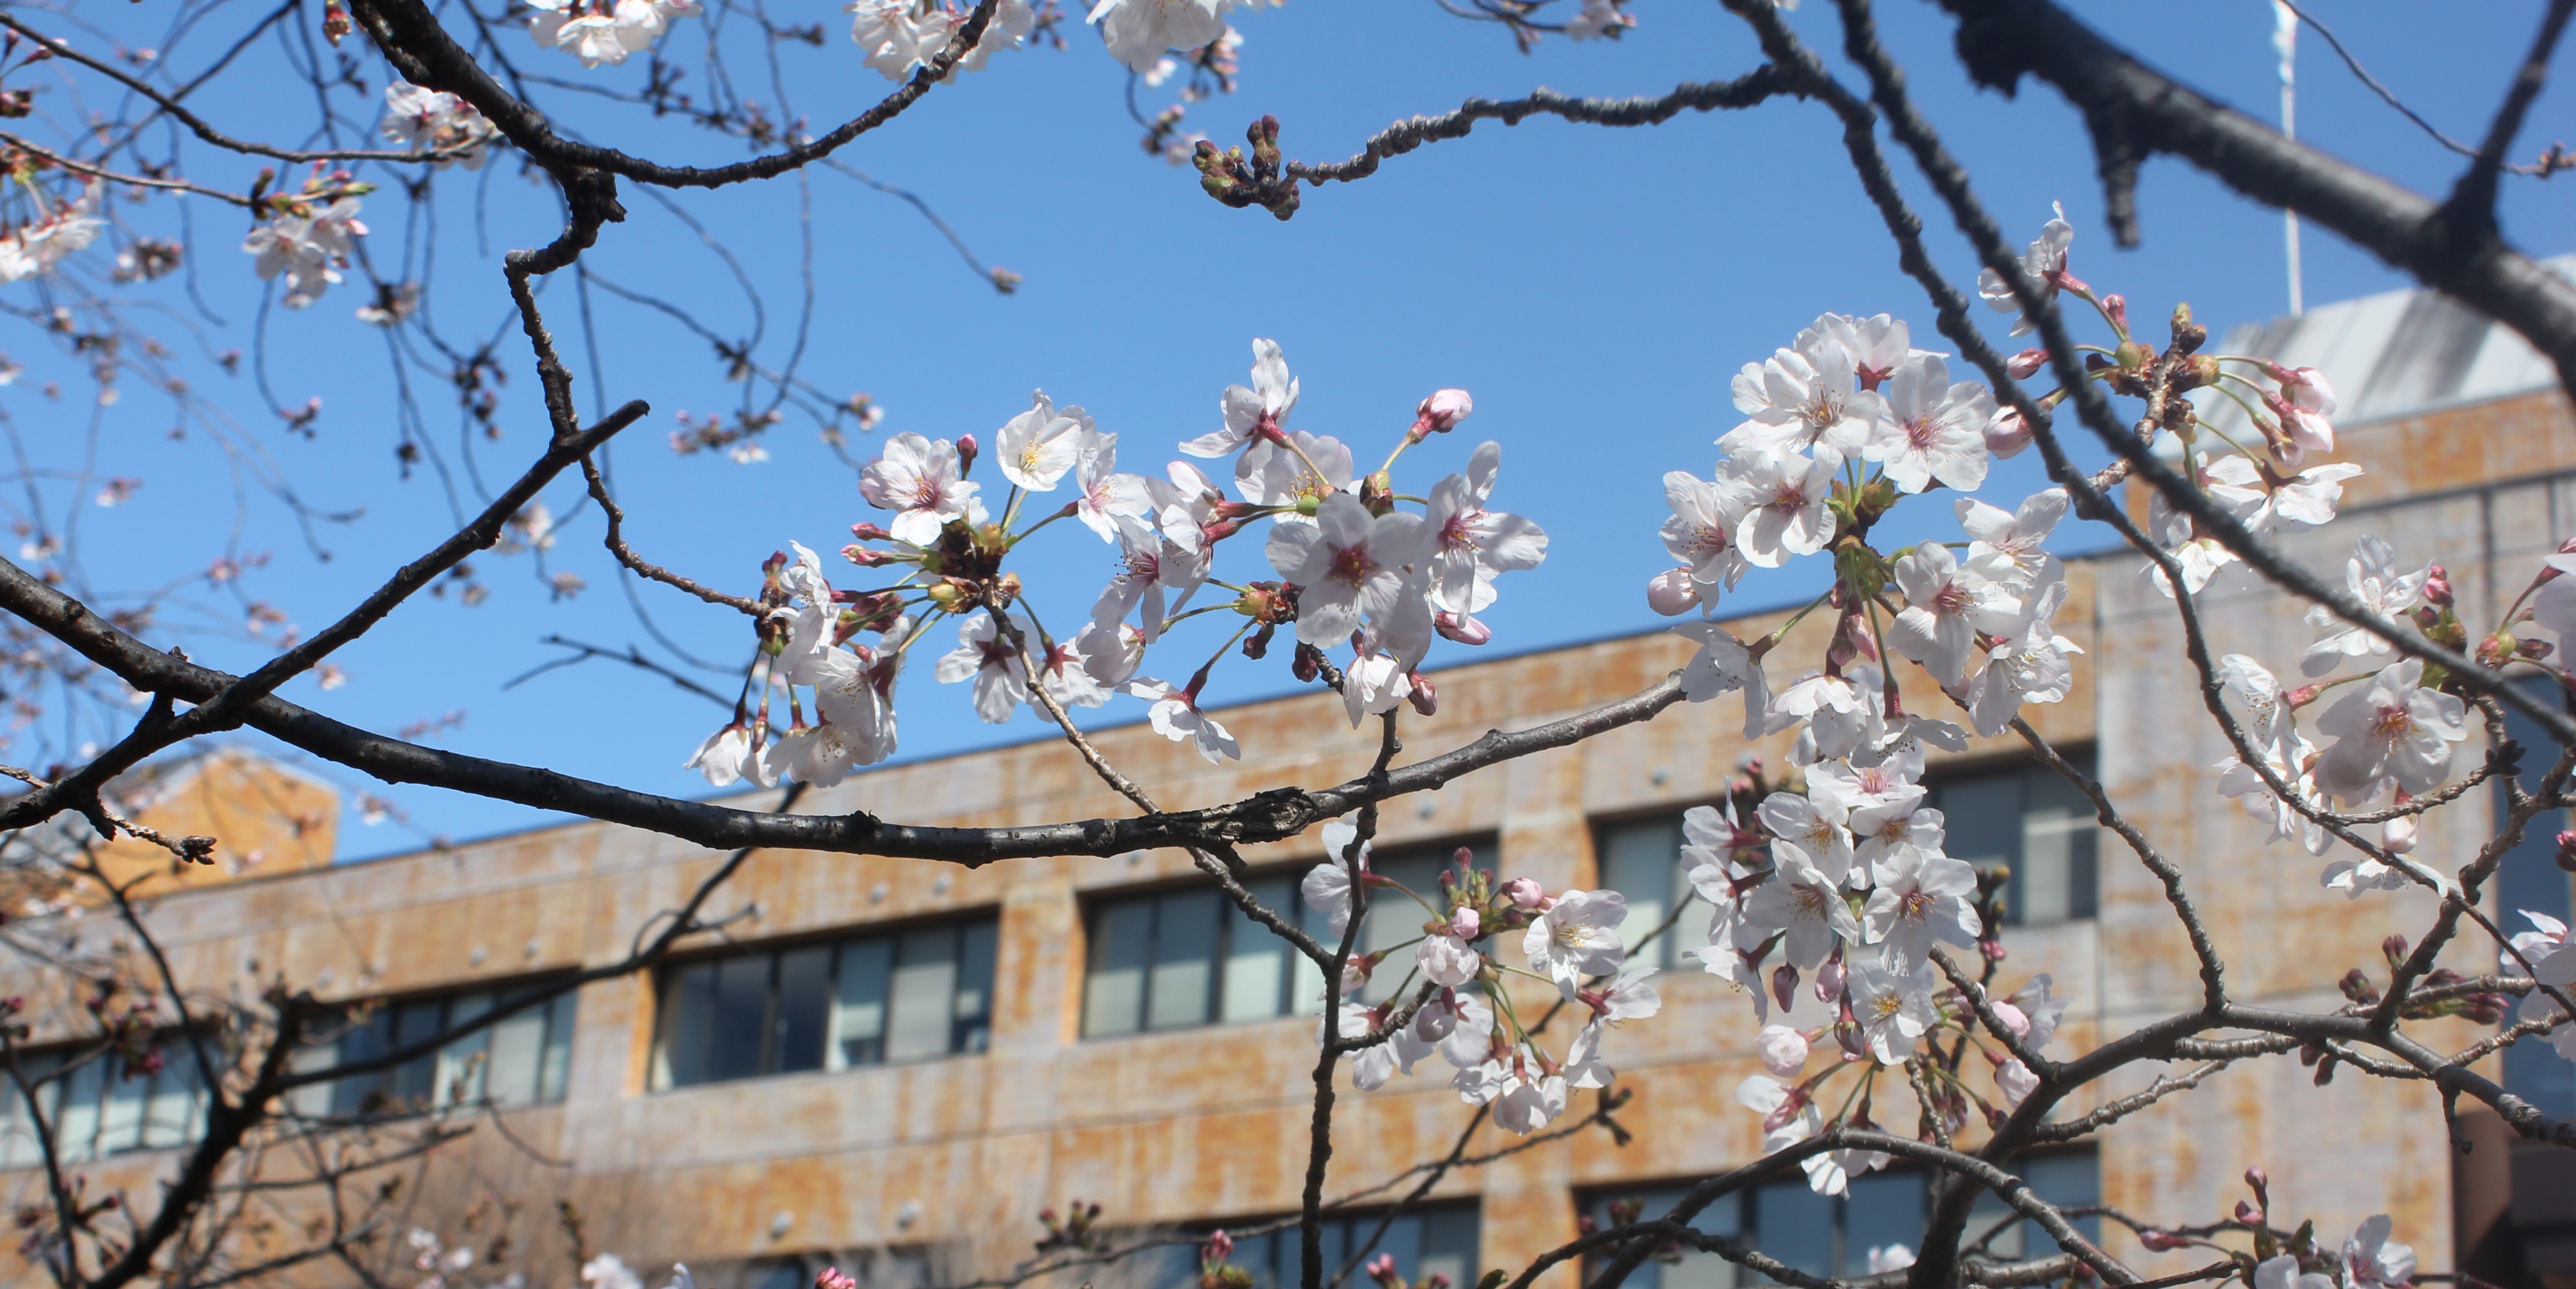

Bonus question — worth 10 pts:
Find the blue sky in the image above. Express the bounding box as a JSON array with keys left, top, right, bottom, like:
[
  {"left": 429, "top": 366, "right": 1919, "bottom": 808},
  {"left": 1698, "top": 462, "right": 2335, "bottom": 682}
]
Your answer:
[{"left": 15, "top": 0, "right": 2573, "bottom": 857}]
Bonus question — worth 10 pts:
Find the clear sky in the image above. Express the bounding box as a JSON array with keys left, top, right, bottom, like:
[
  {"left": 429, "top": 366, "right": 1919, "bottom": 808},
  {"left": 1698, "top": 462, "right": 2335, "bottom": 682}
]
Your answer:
[{"left": 13, "top": 0, "right": 2573, "bottom": 858}]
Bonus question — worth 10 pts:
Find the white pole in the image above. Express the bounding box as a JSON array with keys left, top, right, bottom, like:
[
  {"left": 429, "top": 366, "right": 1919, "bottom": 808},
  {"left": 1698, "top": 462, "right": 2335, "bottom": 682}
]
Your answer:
[{"left": 2274, "top": 1, "right": 2303, "bottom": 315}]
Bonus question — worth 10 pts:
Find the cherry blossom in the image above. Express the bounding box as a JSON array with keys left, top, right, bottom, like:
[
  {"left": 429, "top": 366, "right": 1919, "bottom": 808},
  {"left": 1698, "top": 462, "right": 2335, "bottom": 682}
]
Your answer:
[
  {"left": 1090, "top": 0, "right": 1232, "bottom": 73},
  {"left": 859, "top": 433, "right": 986, "bottom": 545},
  {"left": 2215, "top": 754, "right": 2329, "bottom": 855},
  {"left": 1672, "top": 621, "right": 1769, "bottom": 735},
  {"left": 1660, "top": 472, "right": 1749, "bottom": 605},
  {"left": 1341, "top": 572, "right": 1433, "bottom": 727},
  {"left": 1769, "top": 672, "right": 1869, "bottom": 765},
  {"left": 1867, "top": 1247, "right": 1918, "bottom": 1276},
  {"left": 1995, "top": 1059, "right": 2040, "bottom": 1108},
  {"left": 1094, "top": 515, "right": 1206, "bottom": 642},
  {"left": 1424, "top": 443, "right": 1548, "bottom": 615},
  {"left": 1184, "top": 336, "right": 1296, "bottom": 457},
  {"left": 1564, "top": 0, "right": 1634, "bottom": 40},
  {"left": 1978, "top": 202, "right": 2077, "bottom": 336},
  {"left": 2271, "top": 365, "right": 2339, "bottom": 458},
  {"left": 1575, "top": 967, "right": 1661, "bottom": 1022},
  {"left": 243, "top": 198, "right": 367, "bottom": 308},
  {"left": 1738, "top": 840, "right": 1860, "bottom": 970},
  {"left": 1074, "top": 620, "right": 1146, "bottom": 686},
  {"left": 1301, "top": 818, "right": 1373, "bottom": 938},
  {"left": 1031, "top": 636, "right": 1110, "bottom": 710},
  {"left": 1716, "top": 447, "right": 1836, "bottom": 566},
  {"left": 1847, "top": 958, "right": 1937, "bottom": 1063},
  {"left": 1726, "top": 330, "right": 1885, "bottom": 470},
  {"left": 378, "top": 83, "right": 494, "bottom": 168},
  {"left": 1240, "top": 431, "right": 1354, "bottom": 517},
  {"left": 683, "top": 723, "right": 757, "bottom": 787},
  {"left": 803, "top": 644, "right": 901, "bottom": 766},
  {"left": 2300, "top": 535, "right": 2429, "bottom": 677},
  {"left": 934, "top": 612, "right": 1032, "bottom": 724},
  {"left": 0, "top": 182, "right": 101, "bottom": 285},
  {"left": 2342, "top": 1216, "right": 2416, "bottom": 1289},
  {"left": 1888, "top": 543, "right": 2024, "bottom": 688},
  {"left": 1756, "top": 790, "right": 1854, "bottom": 887},
  {"left": 1958, "top": 489, "right": 2069, "bottom": 588},
  {"left": 996, "top": 390, "right": 1089, "bottom": 492},
  {"left": 530, "top": 0, "right": 696, "bottom": 66},
  {"left": 1861, "top": 849, "right": 1981, "bottom": 968},
  {"left": 2311, "top": 658, "right": 2467, "bottom": 801},
  {"left": 1802, "top": 313, "right": 1921, "bottom": 390},
  {"left": 1522, "top": 889, "right": 1628, "bottom": 988},
  {"left": 2535, "top": 553, "right": 2576, "bottom": 641},
  {"left": 1458, "top": 1050, "right": 1567, "bottom": 1134},
  {"left": 583, "top": 1255, "right": 644, "bottom": 1289},
  {"left": 2320, "top": 852, "right": 2410, "bottom": 898},
  {"left": 1867, "top": 356, "right": 1993, "bottom": 494},
  {"left": 1965, "top": 577, "right": 2082, "bottom": 738},
  {"left": 1417, "top": 927, "right": 1482, "bottom": 988},
  {"left": 1071, "top": 431, "right": 1153, "bottom": 541},
  {"left": 1755, "top": 1024, "right": 1808, "bottom": 1077},
  {"left": 1646, "top": 568, "right": 1703, "bottom": 616},
  {"left": 1122, "top": 677, "right": 1240, "bottom": 763},
  {"left": 765, "top": 719, "right": 867, "bottom": 788},
  {"left": 1267, "top": 492, "right": 1430, "bottom": 645}
]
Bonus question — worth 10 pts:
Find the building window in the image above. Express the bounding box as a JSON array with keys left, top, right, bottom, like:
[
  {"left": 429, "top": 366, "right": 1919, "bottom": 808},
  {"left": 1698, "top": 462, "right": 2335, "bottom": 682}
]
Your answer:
[
  {"left": 1081, "top": 842, "right": 1495, "bottom": 1039},
  {"left": 2498, "top": 677, "right": 2573, "bottom": 1115},
  {"left": 1135, "top": 1203, "right": 1482, "bottom": 1289},
  {"left": 1581, "top": 1150, "right": 2098, "bottom": 1288},
  {"left": 0, "top": 1034, "right": 211, "bottom": 1168},
  {"left": 1596, "top": 814, "right": 1718, "bottom": 969},
  {"left": 315, "top": 980, "right": 579, "bottom": 1117},
  {"left": 1927, "top": 752, "right": 2100, "bottom": 927},
  {"left": 654, "top": 915, "right": 997, "bottom": 1089}
]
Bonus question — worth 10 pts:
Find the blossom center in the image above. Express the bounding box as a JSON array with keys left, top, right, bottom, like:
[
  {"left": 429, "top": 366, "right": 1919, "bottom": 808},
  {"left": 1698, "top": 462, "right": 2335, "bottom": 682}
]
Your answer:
[
  {"left": 1327, "top": 543, "right": 1376, "bottom": 587},
  {"left": 1904, "top": 415, "right": 1940, "bottom": 451}
]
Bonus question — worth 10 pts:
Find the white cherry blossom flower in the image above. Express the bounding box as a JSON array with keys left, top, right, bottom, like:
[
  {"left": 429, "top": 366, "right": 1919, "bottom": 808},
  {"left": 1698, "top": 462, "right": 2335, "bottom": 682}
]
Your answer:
[
  {"left": 2511, "top": 910, "right": 2570, "bottom": 972},
  {"left": 1672, "top": 621, "right": 1770, "bottom": 737},
  {"left": 1575, "top": 967, "right": 1661, "bottom": 1022},
  {"left": 2269, "top": 461, "right": 2366, "bottom": 529},
  {"left": 684, "top": 723, "right": 757, "bottom": 787},
  {"left": 2273, "top": 365, "right": 2338, "bottom": 458},
  {"left": 1425, "top": 442, "right": 1547, "bottom": 614},
  {"left": 1847, "top": 957, "right": 1937, "bottom": 1063},
  {"left": 379, "top": 83, "right": 493, "bottom": 168},
  {"left": 1769, "top": 672, "right": 1869, "bottom": 764},
  {"left": 584, "top": 1255, "right": 644, "bottom": 1289},
  {"left": 1564, "top": 0, "right": 1634, "bottom": 40},
  {"left": 1094, "top": 514, "right": 1206, "bottom": 642},
  {"left": 243, "top": 197, "right": 367, "bottom": 308},
  {"left": 1436, "top": 994, "right": 1499, "bottom": 1070},
  {"left": 1717, "top": 447, "right": 1837, "bottom": 567},
  {"left": 1267, "top": 492, "right": 1431, "bottom": 645},
  {"left": 1965, "top": 577, "right": 2081, "bottom": 738},
  {"left": 1977, "top": 202, "right": 2075, "bottom": 336},
  {"left": 859, "top": 433, "right": 986, "bottom": 545},
  {"left": 1240, "top": 431, "right": 1355, "bottom": 520},
  {"left": 1071, "top": 431, "right": 1154, "bottom": 541},
  {"left": 1417, "top": 930, "right": 1482, "bottom": 988},
  {"left": 1341, "top": 571, "right": 1433, "bottom": 727},
  {"left": 1958, "top": 489, "right": 2069, "bottom": 588},
  {"left": 2215, "top": 755, "right": 2329, "bottom": 855},
  {"left": 1661, "top": 472, "right": 1750, "bottom": 604},
  {"left": 1995, "top": 1059, "right": 2040, "bottom": 1108},
  {"left": 2534, "top": 554, "right": 2576, "bottom": 641},
  {"left": 2254, "top": 1257, "right": 2336, "bottom": 1289},
  {"left": 1562, "top": 1021, "right": 1615, "bottom": 1090},
  {"left": 1868, "top": 1247, "right": 1918, "bottom": 1276},
  {"left": 1757, "top": 791, "right": 1855, "bottom": 887},
  {"left": 0, "top": 182, "right": 102, "bottom": 284},
  {"left": 1861, "top": 849, "right": 1982, "bottom": 968},
  {"left": 1184, "top": 334, "right": 1295, "bottom": 457},
  {"left": 1889, "top": 542, "right": 2024, "bottom": 688},
  {"left": 2320, "top": 853, "right": 2410, "bottom": 898},
  {"left": 2312, "top": 658, "right": 2467, "bottom": 800},
  {"left": 1301, "top": 817, "right": 1373, "bottom": 939},
  {"left": 934, "top": 612, "right": 1031, "bottom": 724},
  {"left": 996, "top": 390, "right": 1088, "bottom": 492},
  {"left": 765, "top": 719, "right": 865, "bottom": 788},
  {"left": 1123, "top": 677, "right": 1239, "bottom": 763},
  {"left": 1801, "top": 313, "right": 1923, "bottom": 390},
  {"left": 1738, "top": 840, "right": 1860, "bottom": 970},
  {"left": 1647, "top": 568, "right": 1703, "bottom": 617},
  {"left": 2301, "top": 535, "right": 2430, "bottom": 677},
  {"left": 2342, "top": 1217, "right": 2416, "bottom": 1289},
  {"left": 1074, "top": 619, "right": 1146, "bottom": 686},
  {"left": 1457, "top": 1050, "right": 1567, "bottom": 1134},
  {"left": 1755, "top": 1024, "right": 1808, "bottom": 1077},
  {"left": 1725, "top": 343, "right": 1883, "bottom": 469},
  {"left": 1031, "top": 636, "right": 1110, "bottom": 710},
  {"left": 1523, "top": 889, "right": 1628, "bottom": 988},
  {"left": 1867, "top": 356, "right": 1993, "bottom": 493}
]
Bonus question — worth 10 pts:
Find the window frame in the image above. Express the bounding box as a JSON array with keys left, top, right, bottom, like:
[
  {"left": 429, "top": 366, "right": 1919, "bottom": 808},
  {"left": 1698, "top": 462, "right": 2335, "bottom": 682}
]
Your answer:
[
  {"left": 1922, "top": 747, "right": 2102, "bottom": 928},
  {"left": 312, "top": 974, "right": 582, "bottom": 1120},
  {"left": 0, "top": 1032, "right": 214, "bottom": 1167},
  {"left": 649, "top": 910, "right": 1001, "bottom": 1092},
  {"left": 1077, "top": 837, "right": 1499, "bottom": 1041}
]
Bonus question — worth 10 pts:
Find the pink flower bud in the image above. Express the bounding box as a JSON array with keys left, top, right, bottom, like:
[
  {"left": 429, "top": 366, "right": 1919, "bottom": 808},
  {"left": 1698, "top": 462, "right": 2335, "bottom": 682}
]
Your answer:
[
  {"left": 2102, "top": 294, "right": 2129, "bottom": 333},
  {"left": 1771, "top": 964, "right": 1798, "bottom": 1013},
  {"left": 1646, "top": 568, "right": 1701, "bottom": 617},
  {"left": 1813, "top": 955, "right": 1845, "bottom": 1003},
  {"left": 2426, "top": 563, "right": 2455, "bottom": 602},
  {"left": 1410, "top": 389, "right": 1473, "bottom": 440},
  {"left": 1406, "top": 672, "right": 1439, "bottom": 716},
  {"left": 842, "top": 544, "right": 899, "bottom": 567},
  {"left": 1984, "top": 407, "right": 2033, "bottom": 459},
  {"left": 2007, "top": 348, "right": 2048, "bottom": 379},
  {"left": 817, "top": 1270, "right": 859, "bottom": 1289},
  {"left": 1755, "top": 1024, "right": 1809, "bottom": 1078},
  {"left": 954, "top": 433, "right": 979, "bottom": 477},
  {"left": 1448, "top": 906, "right": 1480, "bottom": 940},
  {"left": 2138, "top": 1230, "right": 2190, "bottom": 1253},
  {"left": 2234, "top": 1200, "right": 2263, "bottom": 1224},
  {"left": 1502, "top": 877, "right": 1545, "bottom": 910},
  {"left": 849, "top": 521, "right": 892, "bottom": 541},
  {"left": 1337, "top": 957, "right": 1373, "bottom": 997},
  {"left": 1434, "top": 610, "right": 1492, "bottom": 645},
  {"left": 2383, "top": 815, "right": 2418, "bottom": 855},
  {"left": 1367, "top": 1253, "right": 1400, "bottom": 1289},
  {"left": 1989, "top": 1000, "right": 2031, "bottom": 1039}
]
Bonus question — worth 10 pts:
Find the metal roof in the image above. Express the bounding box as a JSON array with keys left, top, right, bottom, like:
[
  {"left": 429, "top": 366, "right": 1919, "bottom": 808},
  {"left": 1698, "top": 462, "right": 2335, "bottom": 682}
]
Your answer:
[{"left": 2187, "top": 255, "right": 2573, "bottom": 444}]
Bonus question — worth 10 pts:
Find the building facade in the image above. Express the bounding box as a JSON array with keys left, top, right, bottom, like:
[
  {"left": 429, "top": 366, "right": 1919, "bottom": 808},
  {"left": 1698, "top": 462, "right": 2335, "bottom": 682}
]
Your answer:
[{"left": 2, "top": 281, "right": 2574, "bottom": 1289}]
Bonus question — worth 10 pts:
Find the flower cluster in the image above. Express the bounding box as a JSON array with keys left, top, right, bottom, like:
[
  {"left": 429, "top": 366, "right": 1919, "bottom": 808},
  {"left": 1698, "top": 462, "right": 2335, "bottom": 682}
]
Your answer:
[
  {"left": 683, "top": 338, "right": 1543, "bottom": 787},
  {"left": 1299, "top": 819, "right": 1658, "bottom": 1135},
  {"left": 848, "top": 0, "right": 1038, "bottom": 81},
  {"left": 377, "top": 83, "right": 497, "bottom": 169},
  {"left": 240, "top": 171, "right": 374, "bottom": 309},
  {"left": 526, "top": 0, "right": 702, "bottom": 67},
  {"left": 0, "top": 178, "right": 101, "bottom": 285}
]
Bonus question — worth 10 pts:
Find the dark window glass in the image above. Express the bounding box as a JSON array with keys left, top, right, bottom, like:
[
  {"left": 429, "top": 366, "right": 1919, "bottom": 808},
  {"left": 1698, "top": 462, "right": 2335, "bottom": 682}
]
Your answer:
[
  {"left": 1584, "top": 1150, "right": 2098, "bottom": 1287},
  {"left": 2498, "top": 677, "right": 2574, "bottom": 1115},
  {"left": 1926, "top": 752, "right": 2100, "bottom": 927},
  {"left": 1147, "top": 1203, "right": 1482, "bottom": 1289},
  {"left": 1596, "top": 815, "right": 1718, "bottom": 969},
  {"left": 1082, "top": 842, "right": 1492, "bottom": 1037},
  {"left": 653, "top": 915, "right": 1000, "bottom": 1089},
  {"left": 323, "top": 980, "right": 580, "bottom": 1118}
]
